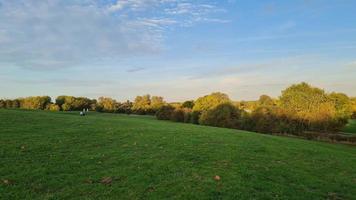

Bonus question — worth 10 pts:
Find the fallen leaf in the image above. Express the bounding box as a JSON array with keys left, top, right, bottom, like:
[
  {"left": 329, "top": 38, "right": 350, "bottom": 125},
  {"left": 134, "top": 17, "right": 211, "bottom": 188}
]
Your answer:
[
  {"left": 214, "top": 175, "right": 221, "bottom": 181},
  {"left": 100, "top": 177, "right": 112, "bottom": 185},
  {"left": 84, "top": 179, "right": 93, "bottom": 184}
]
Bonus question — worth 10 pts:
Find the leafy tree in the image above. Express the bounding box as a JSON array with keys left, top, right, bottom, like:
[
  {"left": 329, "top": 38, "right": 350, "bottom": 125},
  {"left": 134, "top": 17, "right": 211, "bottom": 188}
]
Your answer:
[
  {"left": 328, "top": 92, "right": 353, "bottom": 118},
  {"left": 193, "top": 92, "right": 230, "bottom": 112},
  {"left": 132, "top": 94, "right": 151, "bottom": 114},
  {"left": 20, "top": 96, "right": 51, "bottom": 110},
  {"left": 279, "top": 82, "right": 348, "bottom": 132},
  {"left": 0, "top": 100, "right": 5, "bottom": 108},
  {"left": 151, "top": 96, "right": 165, "bottom": 111},
  {"left": 199, "top": 103, "right": 241, "bottom": 128},
  {"left": 56, "top": 96, "right": 95, "bottom": 111},
  {"left": 258, "top": 95, "right": 274, "bottom": 106},
  {"left": 280, "top": 82, "right": 328, "bottom": 115},
  {"left": 239, "top": 100, "right": 259, "bottom": 112},
  {"left": 61, "top": 103, "right": 72, "bottom": 111},
  {"left": 351, "top": 97, "right": 356, "bottom": 119},
  {"left": 47, "top": 104, "right": 60, "bottom": 111},
  {"left": 182, "top": 100, "right": 194, "bottom": 109},
  {"left": 118, "top": 100, "right": 133, "bottom": 114},
  {"left": 4, "top": 99, "right": 13, "bottom": 108},
  {"left": 190, "top": 111, "right": 201, "bottom": 124},
  {"left": 97, "top": 97, "right": 119, "bottom": 112}
]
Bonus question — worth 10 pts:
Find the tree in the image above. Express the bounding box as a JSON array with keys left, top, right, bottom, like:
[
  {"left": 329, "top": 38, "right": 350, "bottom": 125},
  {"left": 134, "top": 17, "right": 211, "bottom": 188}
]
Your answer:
[
  {"left": 118, "top": 100, "right": 133, "bottom": 114},
  {"left": 132, "top": 94, "right": 151, "bottom": 114},
  {"left": 280, "top": 82, "right": 328, "bottom": 115},
  {"left": 20, "top": 96, "right": 51, "bottom": 110},
  {"left": 182, "top": 100, "right": 194, "bottom": 109},
  {"left": 56, "top": 96, "right": 75, "bottom": 111},
  {"left": 62, "top": 103, "right": 72, "bottom": 111},
  {"left": 328, "top": 92, "right": 353, "bottom": 118},
  {"left": 0, "top": 100, "right": 5, "bottom": 108},
  {"left": 97, "top": 97, "right": 119, "bottom": 112},
  {"left": 351, "top": 97, "right": 356, "bottom": 119},
  {"left": 258, "top": 95, "right": 274, "bottom": 106},
  {"left": 199, "top": 103, "right": 241, "bottom": 128},
  {"left": 193, "top": 92, "right": 230, "bottom": 112},
  {"left": 279, "top": 82, "right": 349, "bottom": 132},
  {"left": 47, "top": 104, "right": 60, "bottom": 111},
  {"left": 151, "top": 96, "right": 165, "bottom": 111}
]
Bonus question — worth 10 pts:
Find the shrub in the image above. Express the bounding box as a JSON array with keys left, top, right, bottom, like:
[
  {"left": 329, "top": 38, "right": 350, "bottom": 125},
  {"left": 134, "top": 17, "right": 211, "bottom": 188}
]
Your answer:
[
  {"left": 170, "top": 108, "right": 185, "bottom": 122},
  {"left": 249, "top": 106, "right": 306, "bottom": 134},
  {"left": 61, "top": 103, "right": 72, "bottom": 111},
  {"left": 183, "top": 109, "right": 192, "bottom": 123},
  {"left": 156, "top": 105, "right": 175, "bottom": 120},
  {"left": 199, "top": 103, "right": 241, "bottom": 128},
  {"left": 182, "top": 100, "right": 194, "bottom": 109},
  {"left": 190, "top": 111, "right": 201, "bottom": 124},
  {"left": 47, "top": 104, "right": 60, "bottom": 111}
]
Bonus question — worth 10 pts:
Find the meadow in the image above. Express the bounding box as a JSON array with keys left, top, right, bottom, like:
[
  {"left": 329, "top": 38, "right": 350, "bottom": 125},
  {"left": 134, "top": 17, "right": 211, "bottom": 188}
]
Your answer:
[{"left": 1, "top": 109, "right": 355, "bottom": 199}]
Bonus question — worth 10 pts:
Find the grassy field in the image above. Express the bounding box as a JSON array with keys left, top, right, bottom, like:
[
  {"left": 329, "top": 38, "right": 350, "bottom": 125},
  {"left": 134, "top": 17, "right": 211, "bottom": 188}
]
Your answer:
[
  {"left": 0, "top": 109, "right": 355, "bottom": 199},
  {"left": 343, "top": 119, "right": 356, "bottom": 134}
]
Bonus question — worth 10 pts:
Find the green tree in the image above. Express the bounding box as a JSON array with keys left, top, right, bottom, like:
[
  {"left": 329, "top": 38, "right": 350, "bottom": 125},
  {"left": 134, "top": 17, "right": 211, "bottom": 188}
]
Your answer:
[
  {"left": 279, "top": 82, "right": 348, "bottom": 132},
  {"left": 193, "top": 92, "right": 230, "bottom": 112},
  {"left": 118, "top": 100, "right": 133, "bottom": 114},
  {"left": 151, "top": 96, "right": 165, "bottom": 111},
  {"left": 329, "top": 92, "right": 353, "bottom": 118},
  {"left": 351, "top": 97, "right": 356, "bottom": 118},
  {"left": 258, "top": 95, "right": 274, "bottom": 106},
  {"left": 0, "top": 100, "right": 5, "bottom": 108},
  {"left": 97, "top": 97, "right": 119, "bottom": 112},
  {"left": 132, "top": 94, "right": 151, "bottom": 114},
  {"left": 182, "top": 100, "right": 194, "bottom": 109}
]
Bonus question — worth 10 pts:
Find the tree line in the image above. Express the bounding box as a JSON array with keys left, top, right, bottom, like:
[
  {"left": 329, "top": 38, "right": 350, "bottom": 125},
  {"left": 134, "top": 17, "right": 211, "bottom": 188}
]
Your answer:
[{"left": 1, "top": 82, "right": 356, "bottom": 142}]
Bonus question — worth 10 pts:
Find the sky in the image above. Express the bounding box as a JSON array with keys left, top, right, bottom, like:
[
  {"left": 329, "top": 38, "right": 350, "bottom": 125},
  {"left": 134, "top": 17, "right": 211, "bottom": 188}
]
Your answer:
[{"left": 0, "top": 0, "right": 355, "bottom": 102}]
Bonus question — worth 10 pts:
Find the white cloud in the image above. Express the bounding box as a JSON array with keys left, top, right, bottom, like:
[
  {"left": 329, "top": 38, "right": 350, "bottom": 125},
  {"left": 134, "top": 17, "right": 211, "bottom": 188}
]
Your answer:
[{"left": 0, "top": 0, "right": 228, "bottom": 70}]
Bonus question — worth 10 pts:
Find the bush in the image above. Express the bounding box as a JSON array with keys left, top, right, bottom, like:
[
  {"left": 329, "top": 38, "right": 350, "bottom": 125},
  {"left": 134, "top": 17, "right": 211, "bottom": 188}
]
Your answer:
[
  {"left": 199, "top": 103, "right": 241, "bottom": 128},
  {"left": 190, "top": 111, "right": 201, "bottom": 124},
  {"left": 156, "top": 105, "right": 175, "bottom": 120},
  {"left": 0, "top": 100, "right": 5, "bottom": 108},
  {"left": 249, "top": 106, "right": 306, "bottom": 134},
  {"left": 183, "top": 109, "right": 192, "bottom": 123},
  {"left": 182, "top": 100, "right": 194, "bottom": 109},
  {"left": 170, "top": 108, "right": 185, "bottom": 122},
  {"left": 61, "top": 103, "right": 72, "bottom": 111},
  {"left": 47, "top": 104, "right": 60, "bottom": 111}
]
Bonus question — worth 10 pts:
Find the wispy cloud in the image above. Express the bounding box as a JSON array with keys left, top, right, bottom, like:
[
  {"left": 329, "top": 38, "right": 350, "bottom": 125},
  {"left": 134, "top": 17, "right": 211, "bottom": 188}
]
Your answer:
[
  {"left": 0, "top": 0, "right": 228, "bottom": 70},
  {"left": 126, "top": 66, "right": 146, "bottom": 73}
]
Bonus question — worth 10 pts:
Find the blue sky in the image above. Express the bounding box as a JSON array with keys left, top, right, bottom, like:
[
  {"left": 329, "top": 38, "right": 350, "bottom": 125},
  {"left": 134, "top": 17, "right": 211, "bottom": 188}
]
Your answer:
[{"left": 0, "top": 0, "right": 355, "bottom": 101}]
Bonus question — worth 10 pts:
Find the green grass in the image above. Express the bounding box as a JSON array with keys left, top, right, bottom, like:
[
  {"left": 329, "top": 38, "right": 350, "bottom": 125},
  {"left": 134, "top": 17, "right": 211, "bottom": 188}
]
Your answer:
[
  {"left": 343, "top": 119, "right": 356, "bottom": 134},
  {"left": 1, "top": 109, "right": 355, "bottom": 199}
]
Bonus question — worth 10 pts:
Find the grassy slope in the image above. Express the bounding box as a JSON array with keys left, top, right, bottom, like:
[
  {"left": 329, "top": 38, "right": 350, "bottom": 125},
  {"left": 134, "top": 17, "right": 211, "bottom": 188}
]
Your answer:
[
  {"left": 343, "top": 119, "right": 356, "bottom": 134},
  {"left": 0, "top": 109, "right": 355, "bottom": 200}
]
